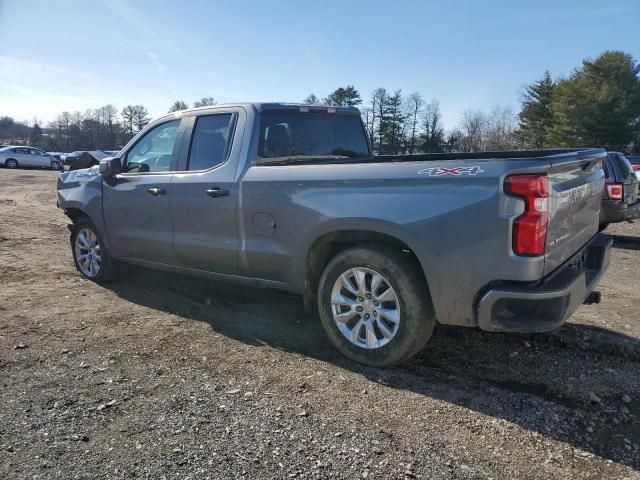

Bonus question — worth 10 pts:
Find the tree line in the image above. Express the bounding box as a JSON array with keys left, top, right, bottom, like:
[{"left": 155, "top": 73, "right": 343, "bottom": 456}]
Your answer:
[
  {"left": 0, "top": 96, "right": 218, "bottom": 153},
  {"left": 304, "top": 50, "right": 640, "bottom": 154},
  {"left": 0, "top": 105, "right": 151, "bottom": 152},
  {"left": 1, "top": 50, "right": 638, "bottom": 154}
]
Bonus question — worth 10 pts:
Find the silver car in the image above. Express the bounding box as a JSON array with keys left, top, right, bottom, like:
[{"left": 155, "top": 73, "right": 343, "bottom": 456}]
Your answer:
[{"left": 0, "top": 146, "right": 62, "bottom": 170}]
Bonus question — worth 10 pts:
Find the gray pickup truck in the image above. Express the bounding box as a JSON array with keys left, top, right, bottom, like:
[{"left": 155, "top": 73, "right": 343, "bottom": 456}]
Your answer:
[{"left": 57, "top": 103, "right": 612, "bottom": 366}]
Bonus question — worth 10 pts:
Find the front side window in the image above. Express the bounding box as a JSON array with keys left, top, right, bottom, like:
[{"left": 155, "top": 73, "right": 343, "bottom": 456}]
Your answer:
[
  {"left": 186, "top": 114, "right": 234, "bottom": 171},
  {"left": 125, "top": 120, "right": 180, "bottom": 173},
  {"left": 258, "top": 112, "right": 370, "bottom": 164}
]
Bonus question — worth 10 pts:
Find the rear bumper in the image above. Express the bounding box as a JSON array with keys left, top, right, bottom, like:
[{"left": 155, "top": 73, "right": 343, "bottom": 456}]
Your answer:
[
  {"left": 477, "top": 234, "right": 612, "bottom": 333},
  {"left": 600, "top": 199, "right": 640, "bottom": 224}
]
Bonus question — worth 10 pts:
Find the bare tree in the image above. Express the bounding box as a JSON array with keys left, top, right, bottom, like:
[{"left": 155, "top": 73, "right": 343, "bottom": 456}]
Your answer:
[
  {"left": 421, "top": 100, "right": 444, "bottom": 153},
  {"left": 371, "top": 88, "right": 388, "bottom": 152},
  {"left": 405, "top": 92, "right": 424, "bottom": 154},
  {"left": 460, "top": 109, "right": 486, "bottom": 152},
  {"left": 484, "top": 105, "right": 518, "bottom": 150},
  {"left": 101, "top": 105, "right": 119, "bottom": 148}
]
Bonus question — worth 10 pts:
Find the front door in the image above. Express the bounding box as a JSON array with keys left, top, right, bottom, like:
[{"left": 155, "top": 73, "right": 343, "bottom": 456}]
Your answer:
[
  {"left": 170, "top": 110, "right": 241, "bottom": 274},
  {"left": 29, "top": 148, "right": 50, "bottom": 167},
  {"left": 102, "top": 119, "right": 184, "bottom": 265}
]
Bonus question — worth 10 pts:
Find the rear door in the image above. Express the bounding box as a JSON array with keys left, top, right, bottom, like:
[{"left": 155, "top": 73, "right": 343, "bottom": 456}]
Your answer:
[
  {"left": 102, "top": 118, "right": 185, "bottom": 265},
  {"left": 544, "top": 150, "right": 606, "bottom": 275},
  {"left": 16, "top": 148, "right": 31, "bottom": 166},
  {"left": 169, "top": 108, "right": 242, "bottom": 274}
]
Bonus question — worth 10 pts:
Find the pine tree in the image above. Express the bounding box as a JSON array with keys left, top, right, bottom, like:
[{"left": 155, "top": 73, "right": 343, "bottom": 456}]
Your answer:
[
  {"left": 379, "top": 90, "right": 404, "bottom": 154},
  {"left": 518, "top": 71, "right": 555, "bottom": 148},
  {"left": 169, "top": 100, "right": 188, "bottom": 113},
  {"left": 548, "top": 51, "right": 640, "bottom": 150},
  {"left": 323, "top": 86, "right": 362, "bottom": 107},
  {"left": 193, "top": 97, "right": 216, "bottom": 108},
  {"left": 303, "top": 94, "right": 320, "bottom": 104}
]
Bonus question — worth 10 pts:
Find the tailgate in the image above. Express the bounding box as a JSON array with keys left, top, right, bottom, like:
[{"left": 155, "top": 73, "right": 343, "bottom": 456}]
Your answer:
[{"left": 544, "top": 151, "right": 605, "bottom": 275}]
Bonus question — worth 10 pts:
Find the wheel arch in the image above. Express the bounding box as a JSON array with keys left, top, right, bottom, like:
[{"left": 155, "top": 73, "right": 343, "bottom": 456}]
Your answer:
[
  {"left": 302, "top": 228, "right": 435, "bottom": 316},
  {"left": 63, "top": 207, "right": 88, "bottom": 223}
]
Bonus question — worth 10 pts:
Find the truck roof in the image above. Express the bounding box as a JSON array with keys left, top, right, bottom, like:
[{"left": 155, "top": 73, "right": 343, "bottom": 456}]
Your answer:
[{"left": 157, "top": 102, "right": 361, "bottom": 122}]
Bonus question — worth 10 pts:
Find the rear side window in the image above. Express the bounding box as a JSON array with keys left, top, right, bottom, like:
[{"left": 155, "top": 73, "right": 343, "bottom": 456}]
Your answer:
[
  {"left": 616, "top": 154, "right": 634, "bottom": 178},
  {"left": 187, "top": 114, "right": 234, "bottom": 171},
  {"left": 258, "top": 113, "right": 370, "bottom": 164}
]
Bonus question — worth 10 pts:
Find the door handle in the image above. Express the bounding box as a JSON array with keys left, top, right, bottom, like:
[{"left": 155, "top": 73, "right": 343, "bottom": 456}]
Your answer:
[
  {"left": 147, "top": 187, "right": 166, "bottom": 196},
  {"left": 205, "top": 187, "right": 229, "bottom": 198}
]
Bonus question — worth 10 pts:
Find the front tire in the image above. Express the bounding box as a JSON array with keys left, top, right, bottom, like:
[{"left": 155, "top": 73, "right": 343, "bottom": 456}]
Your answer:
[
  {"left": 317, "top": 245, "right": 435, "bottom": 367},
  {"left": 5, "top": 159, "right": 18, "bottom": 169},
  {"left": 51, "top": 160, "right": 61, "bottom": 170},
  {"left": 71, "top": 217, "right": 125, "bottom": 282}
]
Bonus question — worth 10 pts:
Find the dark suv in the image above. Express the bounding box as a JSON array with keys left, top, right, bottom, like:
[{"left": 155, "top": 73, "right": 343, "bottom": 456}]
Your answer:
[{"left": 599, "top": 152, "right": 640, "bottom": 230}]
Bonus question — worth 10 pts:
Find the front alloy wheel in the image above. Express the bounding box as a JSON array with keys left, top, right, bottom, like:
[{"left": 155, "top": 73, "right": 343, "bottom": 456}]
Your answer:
[{"left": 74, "top": 228, "right": 102, "bottom": 277}]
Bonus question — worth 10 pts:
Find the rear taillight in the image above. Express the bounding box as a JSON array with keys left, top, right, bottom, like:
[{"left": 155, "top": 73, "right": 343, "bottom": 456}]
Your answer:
[
  {"left": 605, "top": 183, "right": 623, "bottom": 200},
  {"left": 504, "top": 174, "right": 549, "bottom": 257}
]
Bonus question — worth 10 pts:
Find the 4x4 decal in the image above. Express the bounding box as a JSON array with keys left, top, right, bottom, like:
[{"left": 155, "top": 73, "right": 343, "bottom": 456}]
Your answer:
[{"left": 418, "top": 166, "right": 485, "bottom": 176}]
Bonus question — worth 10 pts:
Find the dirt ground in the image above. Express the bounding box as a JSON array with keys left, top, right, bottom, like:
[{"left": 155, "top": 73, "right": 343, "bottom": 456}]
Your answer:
[{"left": 0, "top": 168, "right": 638, "bottom": 480}]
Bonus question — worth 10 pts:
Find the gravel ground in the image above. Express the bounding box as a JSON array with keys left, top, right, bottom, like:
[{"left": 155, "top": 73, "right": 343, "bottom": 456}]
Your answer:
[{"left": 0, "top": 168, "right": 638, "bottom": 480}]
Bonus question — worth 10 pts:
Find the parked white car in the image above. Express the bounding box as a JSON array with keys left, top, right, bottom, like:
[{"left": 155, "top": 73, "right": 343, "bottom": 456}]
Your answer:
[{"left": 0, "top": 146, "right": 62, "bottom": 170}]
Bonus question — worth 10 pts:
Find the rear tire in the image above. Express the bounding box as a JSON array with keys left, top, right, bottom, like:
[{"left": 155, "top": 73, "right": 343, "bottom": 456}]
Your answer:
[
  {"left": 317, "top": 245, "right": 435, "bottom": 367},
  {"left": 5, "top": 159, "right": 18, "bottom": 169},
  {"left": 71, "top": 216, "right": 125, "bottom": 282}
]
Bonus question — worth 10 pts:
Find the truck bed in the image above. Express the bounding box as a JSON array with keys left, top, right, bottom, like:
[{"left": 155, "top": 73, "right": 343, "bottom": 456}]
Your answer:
[{"left": 257, "top": 148, "right": 598, "bottom": 166}]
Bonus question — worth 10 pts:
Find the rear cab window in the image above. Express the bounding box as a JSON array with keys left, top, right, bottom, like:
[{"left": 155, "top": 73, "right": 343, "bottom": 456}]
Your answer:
[{"left": 257, "top": 111, "right": 370, "bottom": 165}]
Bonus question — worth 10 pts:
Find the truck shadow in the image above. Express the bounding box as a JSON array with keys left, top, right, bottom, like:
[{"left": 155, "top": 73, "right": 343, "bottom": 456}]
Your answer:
[
  {"left": 105, "top": 267, "right": 640, "bottom": 469},
  {"left": 608, "top": 234, "right": 640, "bottom": 251}
]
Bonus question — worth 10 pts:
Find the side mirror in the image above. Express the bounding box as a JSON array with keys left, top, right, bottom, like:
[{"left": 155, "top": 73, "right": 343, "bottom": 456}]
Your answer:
[{"left": 99, "top": 157, "right": 122, "bottom": 177}]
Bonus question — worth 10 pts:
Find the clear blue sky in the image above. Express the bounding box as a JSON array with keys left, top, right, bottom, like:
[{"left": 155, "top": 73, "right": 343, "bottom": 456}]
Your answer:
[{"left": 1, "top": 0, "right": 638, "bottom": 128}]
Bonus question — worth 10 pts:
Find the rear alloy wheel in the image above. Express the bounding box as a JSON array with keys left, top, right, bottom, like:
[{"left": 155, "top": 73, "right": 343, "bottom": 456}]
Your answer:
[
  {"left": 318, "top": 245, "right": 435, "bottom": 367},
  {"left": 5, "top": 159, "right": 18, "bottom": 169},
  {"left": 330, "top": 267, "right": 401, "bottom": 350}
]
